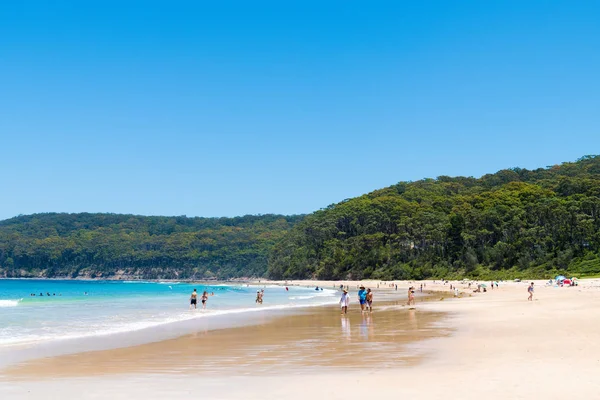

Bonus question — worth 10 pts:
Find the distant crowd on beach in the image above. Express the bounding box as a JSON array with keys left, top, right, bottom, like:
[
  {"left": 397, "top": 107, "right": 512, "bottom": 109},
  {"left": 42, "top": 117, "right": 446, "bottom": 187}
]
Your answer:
[
  {"left": 186, "top": 277, "right": 558, "bottom": 313},
  {"left": 338, "top": 283, "right": 419, "bottom": 314}
]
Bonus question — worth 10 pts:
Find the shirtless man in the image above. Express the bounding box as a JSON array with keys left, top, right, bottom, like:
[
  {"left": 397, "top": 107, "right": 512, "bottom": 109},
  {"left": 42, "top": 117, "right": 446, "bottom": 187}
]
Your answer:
[{"left": 190, "top": 289, "right": 198, "bottom": 309}]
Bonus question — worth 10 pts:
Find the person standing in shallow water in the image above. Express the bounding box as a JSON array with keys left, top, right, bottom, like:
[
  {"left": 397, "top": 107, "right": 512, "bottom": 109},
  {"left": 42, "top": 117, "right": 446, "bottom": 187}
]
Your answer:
[
  {"left": 255, "top": 290, "right": 264, "bottom": 304},
  {"left": 339, "top": 289, "right": 350, "bottom": 314},
  {"left": 190, "top": 289, "right": 198, "bottom": 310},
  {"left": 358, "top": 286, "right": 367, "bottom": 312},
  {"left": 407, "top": 287, "right": 416, "bottom": 306},
  {"left": 365, "top": 288, "right": 373, "bottom": 312},
  {"left": 528, "top": 282, "right": 534, "bottom": 301},
  {"left": 201, "top": 291, "right": 213, "bottom": 310}
]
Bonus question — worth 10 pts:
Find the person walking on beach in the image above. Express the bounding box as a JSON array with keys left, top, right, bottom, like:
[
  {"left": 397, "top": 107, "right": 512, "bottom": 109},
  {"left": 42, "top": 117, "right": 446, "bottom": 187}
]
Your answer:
[
  {"left": 407, "top": 287, "right": 416, "bottom": 306},
  {"left": 366, "top": 288, "right": 373, "bottom": 312},
  {"left": 190, "top": 289, "right": 198, "bottom": 310},
  {"left": 340, "top": 289, "right": 350, "bottom": 314},
  {"left": 358, "top": 286, "right": 367, "bottom": 312},
  {"left": 528, "top": 282, "right": 534, "bottom": 301}
]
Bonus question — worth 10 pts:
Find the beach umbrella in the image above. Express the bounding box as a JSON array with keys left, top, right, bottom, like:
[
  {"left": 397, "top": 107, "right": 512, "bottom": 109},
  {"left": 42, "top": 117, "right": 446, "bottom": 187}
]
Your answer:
[
  {"left": 479, "top": 283, "right": 487, "bottom": 288},
  {"left": 555, "top": 275, "right": 566, "bottom": 281}
]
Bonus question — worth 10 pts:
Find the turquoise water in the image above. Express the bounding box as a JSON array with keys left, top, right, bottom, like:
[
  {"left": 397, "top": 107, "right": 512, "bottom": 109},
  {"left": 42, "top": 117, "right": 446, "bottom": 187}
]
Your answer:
[{"left": 0, "top": 280, "right": 338, "bottom": 347}]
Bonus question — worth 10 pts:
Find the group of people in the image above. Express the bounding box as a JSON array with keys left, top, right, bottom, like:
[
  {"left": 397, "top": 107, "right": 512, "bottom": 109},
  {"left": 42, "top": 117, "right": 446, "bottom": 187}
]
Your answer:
[
  {"left": 339, "top": 285, "right": 374, "bottom": 314},
  {"left": 190, "top": 288, "right": 266, "bottom": 309},
  {"left": 339, "top": 284, "right": 420, "bottom": 314},
  {"left": 189, "top": 289, "right": 214, "bottom": 310}
]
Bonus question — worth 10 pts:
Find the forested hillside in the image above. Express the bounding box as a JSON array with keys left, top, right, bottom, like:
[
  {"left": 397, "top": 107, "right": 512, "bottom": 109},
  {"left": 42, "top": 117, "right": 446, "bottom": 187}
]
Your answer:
[
  {"left": 268, "top": 156, "right": 600, "bottom": 280},
  {"left": 4, "top": 156, "right": 600, "bottom": 281},
  {"left": 0, "top": 213, "right": 303, "bottom": 279}
]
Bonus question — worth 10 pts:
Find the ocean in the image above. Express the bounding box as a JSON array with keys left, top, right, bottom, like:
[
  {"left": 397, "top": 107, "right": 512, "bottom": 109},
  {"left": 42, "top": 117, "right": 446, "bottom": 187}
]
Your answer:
[{"left": 0, "top": 279, "right": 338, "bottom": 348}]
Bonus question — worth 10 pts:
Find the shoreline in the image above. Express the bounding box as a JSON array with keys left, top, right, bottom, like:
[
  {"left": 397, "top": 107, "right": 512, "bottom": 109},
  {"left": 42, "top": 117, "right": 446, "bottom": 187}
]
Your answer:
[
  {"left": 3, "top": 279, "right": 600, "bottom": 399},
  {"left": 0, "top": 282, "right": 418, "bottom": 372},
  {"left": 0, "top": 285, "right": 442, "bottom": 377},
  {"left": 2, "top": 294, "right": 450, "bottom": 380}
]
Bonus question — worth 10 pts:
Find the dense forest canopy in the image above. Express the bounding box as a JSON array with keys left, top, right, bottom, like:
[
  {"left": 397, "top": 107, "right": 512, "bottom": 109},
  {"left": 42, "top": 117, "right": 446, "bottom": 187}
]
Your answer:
[
  {"left": 0, "top": 213, "right": 303, "bottom": 279},
  {"left": 2, "top": 156, "right": 600, "bottom": 281},
  {"left": 267, "top": 155, "right": 600, "bottom": 280}
]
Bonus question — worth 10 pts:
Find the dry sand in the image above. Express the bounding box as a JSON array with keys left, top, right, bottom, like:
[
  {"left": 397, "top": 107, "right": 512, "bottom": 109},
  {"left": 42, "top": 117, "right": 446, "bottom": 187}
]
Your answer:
[{"left": 2, "top": 278, "right": 600, "bottom": 399}]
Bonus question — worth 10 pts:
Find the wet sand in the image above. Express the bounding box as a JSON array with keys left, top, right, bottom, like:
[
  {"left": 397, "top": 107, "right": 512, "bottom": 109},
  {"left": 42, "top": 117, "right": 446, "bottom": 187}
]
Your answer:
[
  {"left": 2, "top": 296, "right": 450, "bottom": 379},
  {"left": 7, "top": 279, "right": 600, "bottom": 400}
]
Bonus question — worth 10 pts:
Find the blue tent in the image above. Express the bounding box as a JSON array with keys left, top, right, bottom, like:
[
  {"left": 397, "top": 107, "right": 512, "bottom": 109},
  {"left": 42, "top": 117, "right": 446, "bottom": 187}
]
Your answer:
[{"left": 556, "top": 275, "right": 566, "bottom": 281}]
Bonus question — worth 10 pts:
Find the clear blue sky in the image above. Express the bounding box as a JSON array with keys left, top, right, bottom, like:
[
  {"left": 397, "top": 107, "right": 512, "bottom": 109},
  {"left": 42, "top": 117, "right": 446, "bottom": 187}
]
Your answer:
[{"left": 1, "top": 1, "right": 599, "bottom": 220}]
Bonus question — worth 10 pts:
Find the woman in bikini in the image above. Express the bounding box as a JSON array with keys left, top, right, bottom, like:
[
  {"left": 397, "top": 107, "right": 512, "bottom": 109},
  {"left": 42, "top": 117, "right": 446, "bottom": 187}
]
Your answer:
[
  {"left": 407, "top": 287, "right": 415, "bottom": 306},
  {"left": 201, "top": 291, "right": 210, "bottom": 309}
]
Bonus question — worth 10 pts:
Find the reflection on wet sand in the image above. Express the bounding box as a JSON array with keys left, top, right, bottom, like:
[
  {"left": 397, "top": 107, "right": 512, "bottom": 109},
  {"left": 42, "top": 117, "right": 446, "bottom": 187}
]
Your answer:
[
  {"left": 341, "top": 316, "right": 351, "bottom": 341},
  {"left": 3, "top": 301, "right": 451, "bottom": 380}
]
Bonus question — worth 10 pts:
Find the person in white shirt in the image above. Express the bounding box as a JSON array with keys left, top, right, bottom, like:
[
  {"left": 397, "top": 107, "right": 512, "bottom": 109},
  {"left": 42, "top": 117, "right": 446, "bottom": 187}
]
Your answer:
[{"left": 339, "top": 289, "right": 350, "bottom": 314}]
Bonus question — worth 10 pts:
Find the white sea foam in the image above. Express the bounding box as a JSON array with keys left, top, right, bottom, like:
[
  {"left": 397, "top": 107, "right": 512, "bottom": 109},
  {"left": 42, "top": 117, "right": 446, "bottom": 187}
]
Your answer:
[
  {"left": 289, "top": 292, "right": 336, "bottom": 300},
  {"left": 0, "top": 299, "right": 22, "bottom": 307},
  {"left": 0, "top": 297, "right": 339, "bottom": 347}
]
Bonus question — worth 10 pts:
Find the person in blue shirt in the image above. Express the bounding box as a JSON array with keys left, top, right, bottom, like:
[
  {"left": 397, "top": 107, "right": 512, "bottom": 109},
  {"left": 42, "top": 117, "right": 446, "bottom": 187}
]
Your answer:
[{"left": 358, "top": 286, "right": 367, "bottom": 312}]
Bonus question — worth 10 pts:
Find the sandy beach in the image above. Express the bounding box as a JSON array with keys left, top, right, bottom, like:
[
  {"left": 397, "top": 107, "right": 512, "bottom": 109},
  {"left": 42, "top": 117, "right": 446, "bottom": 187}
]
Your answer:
[{"left": 2, "top": 278, "right": 600, "bottom": 399}]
